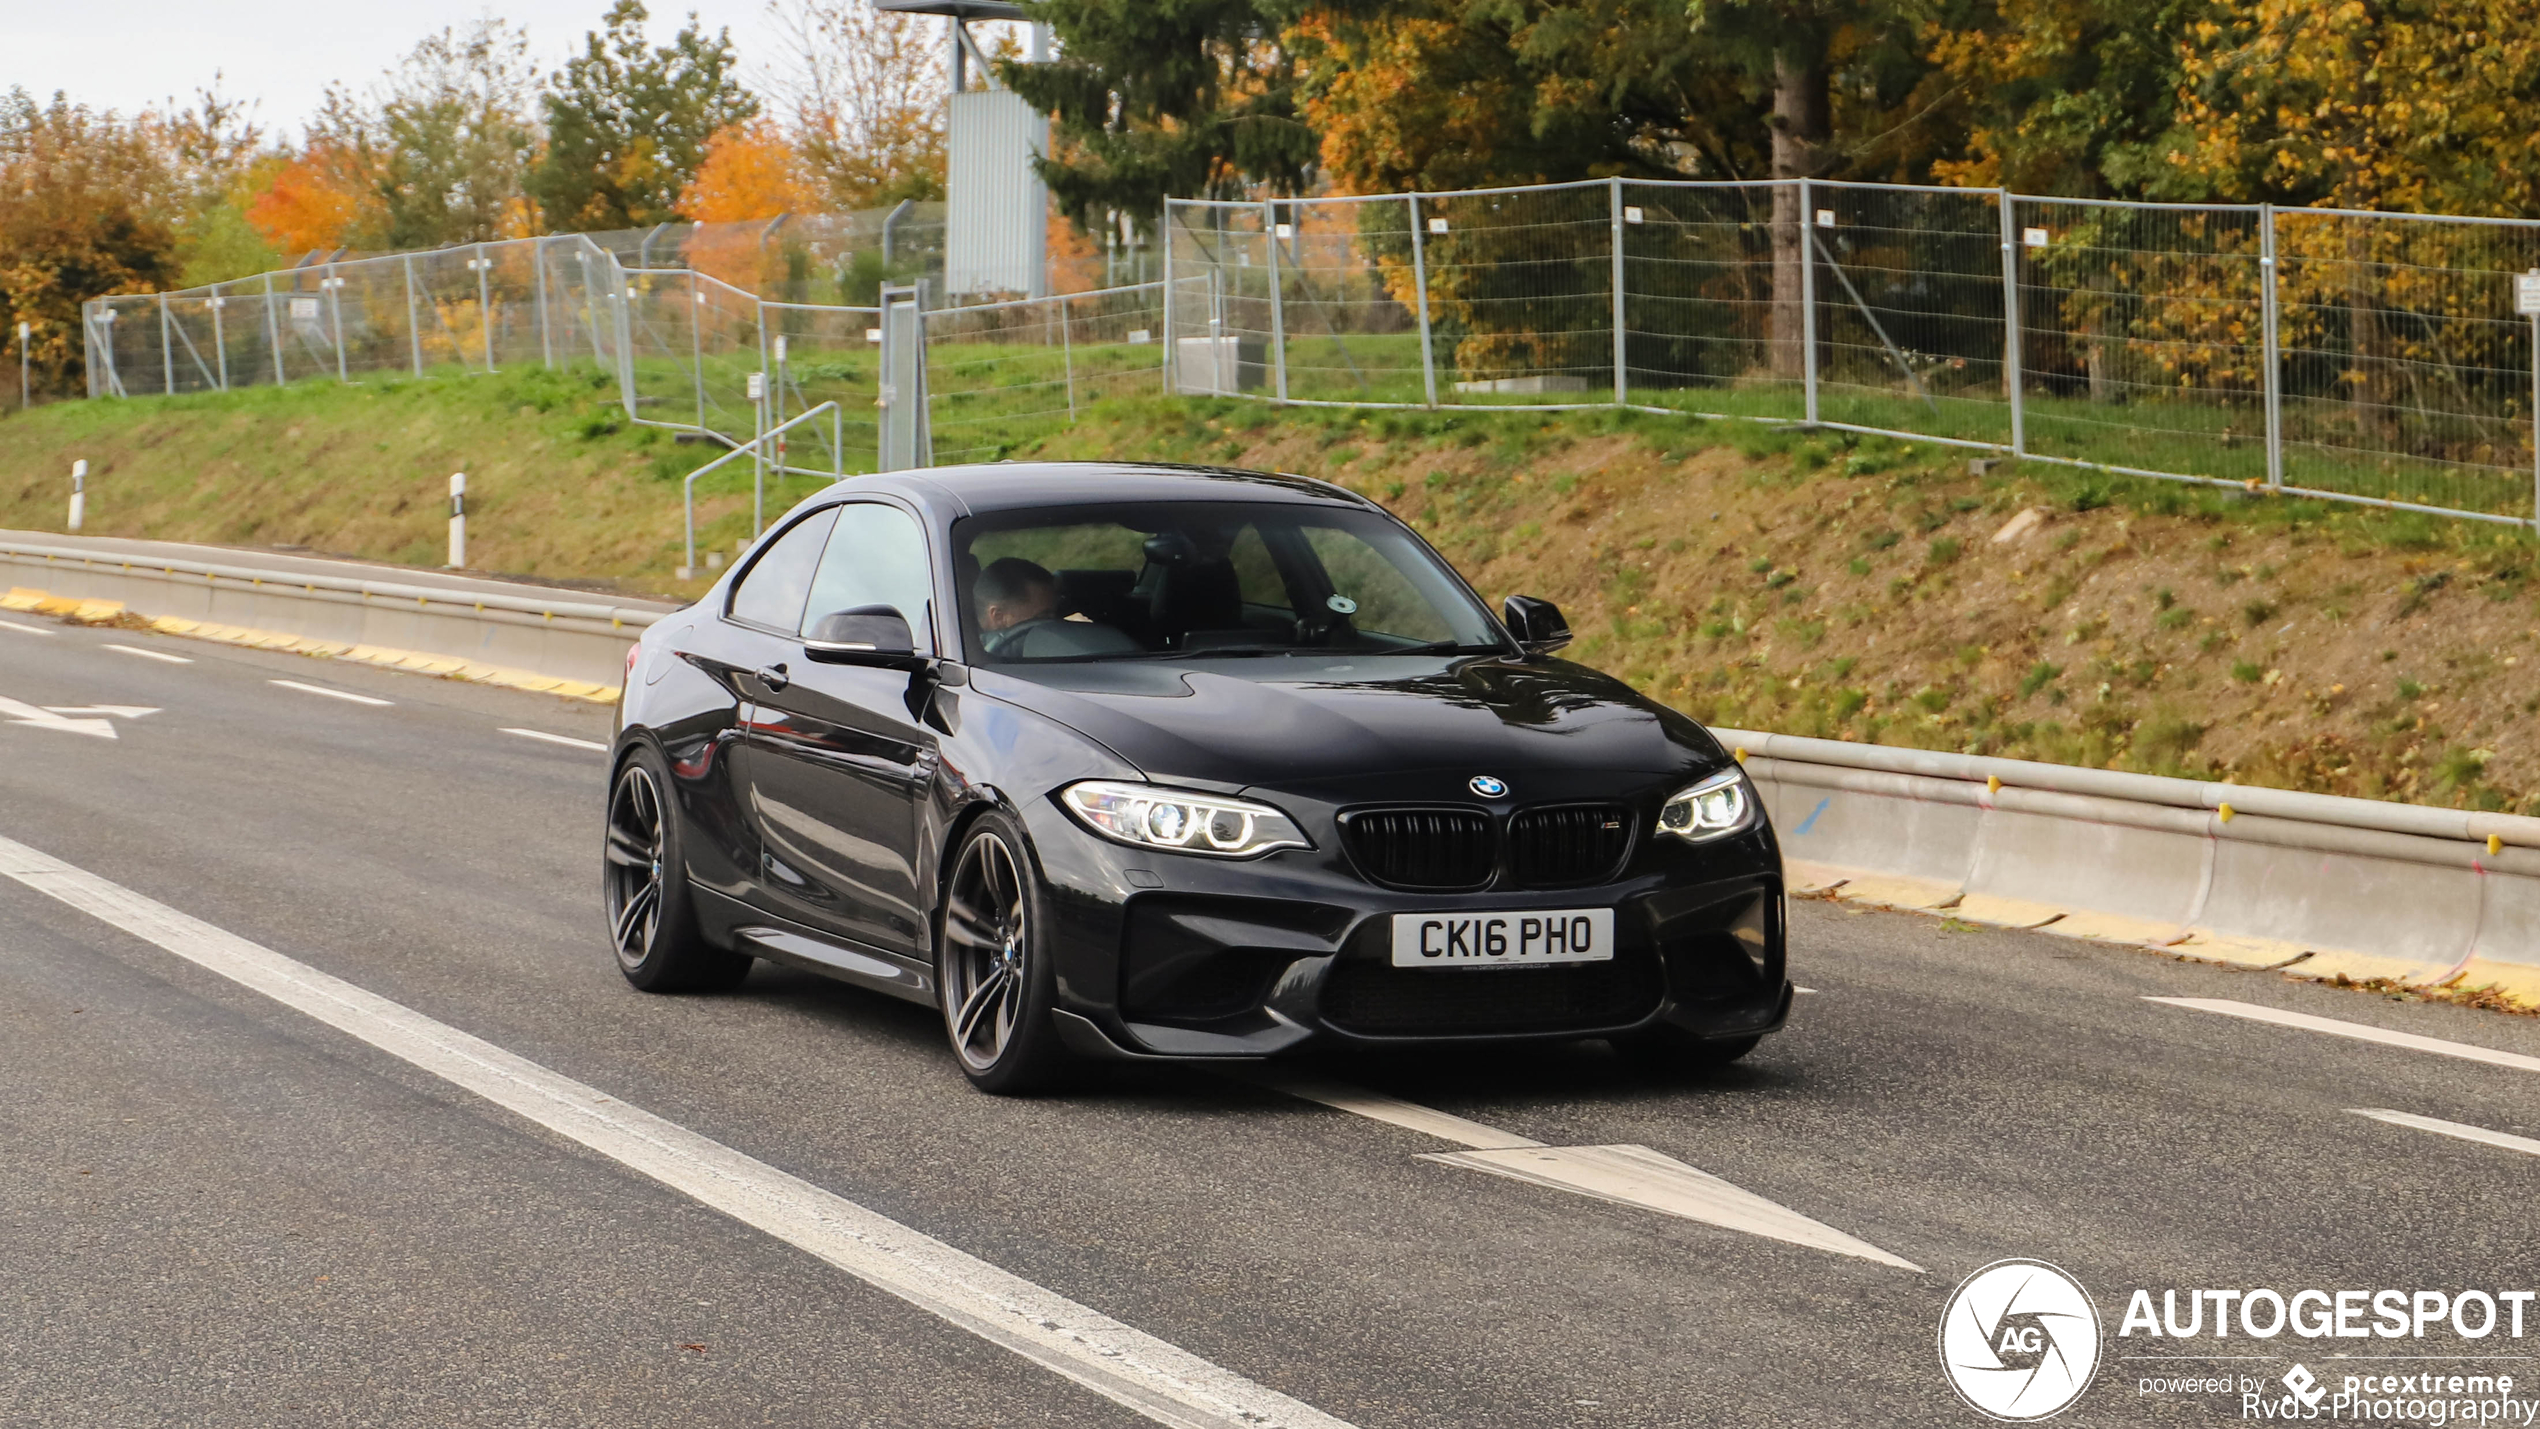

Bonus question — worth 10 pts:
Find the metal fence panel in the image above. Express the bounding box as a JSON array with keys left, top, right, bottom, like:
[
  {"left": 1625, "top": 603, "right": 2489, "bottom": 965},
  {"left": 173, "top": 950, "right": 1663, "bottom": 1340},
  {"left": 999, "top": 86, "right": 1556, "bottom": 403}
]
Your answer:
[
  {"left": 2274, "top": 210, "right": 2540, "bottom": 518},
  {"left": 2012, "top": 199, "right": 2268, "bottom": 486},
  {"left": 1812, "top": 183, "right": 2011, "bottom": 447},
  {"left": 1618, "top": 180, "right": 1795, "bottom": 421}
]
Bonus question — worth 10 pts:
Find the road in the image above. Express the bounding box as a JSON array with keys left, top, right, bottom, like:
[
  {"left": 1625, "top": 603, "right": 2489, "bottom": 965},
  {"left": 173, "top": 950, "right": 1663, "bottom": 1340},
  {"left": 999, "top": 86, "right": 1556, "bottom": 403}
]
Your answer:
[{"left": 5, "top": 609, "right": 2538, "bottom": 1427}]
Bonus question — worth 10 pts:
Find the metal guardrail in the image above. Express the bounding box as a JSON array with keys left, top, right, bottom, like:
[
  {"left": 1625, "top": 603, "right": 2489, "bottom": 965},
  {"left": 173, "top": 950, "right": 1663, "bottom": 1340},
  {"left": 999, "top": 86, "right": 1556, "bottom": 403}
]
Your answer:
[
  {"left": 1713, "top": 726, "right": 2540, "bottom": 850},
  {"left": 0, "top": 538, "right": 667, "bottom": 630}
]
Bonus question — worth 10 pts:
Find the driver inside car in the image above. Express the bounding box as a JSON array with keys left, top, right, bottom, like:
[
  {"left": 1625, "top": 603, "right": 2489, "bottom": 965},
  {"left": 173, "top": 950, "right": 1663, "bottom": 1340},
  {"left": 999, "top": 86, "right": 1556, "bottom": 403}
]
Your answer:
[{"left": 975, "top": 557, "right": 1139, "bottom": 659}]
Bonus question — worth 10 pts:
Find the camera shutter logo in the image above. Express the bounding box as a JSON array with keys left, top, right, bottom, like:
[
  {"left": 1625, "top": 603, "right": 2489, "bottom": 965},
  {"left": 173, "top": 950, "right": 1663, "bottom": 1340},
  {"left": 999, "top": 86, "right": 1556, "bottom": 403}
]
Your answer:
[{"left": 1938, "top": 1259, "right": 2101, "bottom": 1421}]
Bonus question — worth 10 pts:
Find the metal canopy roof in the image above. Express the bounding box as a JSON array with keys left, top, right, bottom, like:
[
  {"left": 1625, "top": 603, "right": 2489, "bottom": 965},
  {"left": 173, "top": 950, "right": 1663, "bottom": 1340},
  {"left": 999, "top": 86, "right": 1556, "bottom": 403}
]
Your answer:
[{"left": 872, "top": 0, "right": 1029, "bottom": 18}]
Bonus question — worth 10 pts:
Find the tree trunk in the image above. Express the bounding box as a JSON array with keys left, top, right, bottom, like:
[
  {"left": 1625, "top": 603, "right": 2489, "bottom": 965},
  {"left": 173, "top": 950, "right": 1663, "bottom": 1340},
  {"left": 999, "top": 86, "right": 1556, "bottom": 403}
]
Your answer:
[{"left": 1768, "top": 38, "right": 1830, "bottom": 382}]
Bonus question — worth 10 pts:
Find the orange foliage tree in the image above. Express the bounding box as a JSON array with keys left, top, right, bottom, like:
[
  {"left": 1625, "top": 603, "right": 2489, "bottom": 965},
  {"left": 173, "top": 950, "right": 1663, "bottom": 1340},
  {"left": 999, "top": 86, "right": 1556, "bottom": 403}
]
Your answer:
[
  {"left": 680, "top": 122, "right": 817, "bottom": 292},
  {"left": 245, "top": 145, "right": 385, "bottom": 255}
]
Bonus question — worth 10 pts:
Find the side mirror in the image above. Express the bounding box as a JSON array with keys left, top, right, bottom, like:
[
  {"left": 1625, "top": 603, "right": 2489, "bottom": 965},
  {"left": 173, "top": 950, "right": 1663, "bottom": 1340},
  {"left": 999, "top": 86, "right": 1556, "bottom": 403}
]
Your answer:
[
  {"left": 805, "top": 605, "right": 926, "bottom": 668},
  {"left": 1502, "top": 595, "right": 1572, "bottom": 655}
]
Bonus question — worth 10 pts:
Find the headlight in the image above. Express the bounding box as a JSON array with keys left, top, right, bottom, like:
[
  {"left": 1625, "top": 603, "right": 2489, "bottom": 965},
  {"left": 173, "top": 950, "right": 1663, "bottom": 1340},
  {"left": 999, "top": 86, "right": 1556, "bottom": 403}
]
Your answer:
[
  {"left": 1059, "top": 781, "right": 1311, "bottom": 859},
  {"left": 1657, "top": 767, "right": 1756, "bottom": 843}
]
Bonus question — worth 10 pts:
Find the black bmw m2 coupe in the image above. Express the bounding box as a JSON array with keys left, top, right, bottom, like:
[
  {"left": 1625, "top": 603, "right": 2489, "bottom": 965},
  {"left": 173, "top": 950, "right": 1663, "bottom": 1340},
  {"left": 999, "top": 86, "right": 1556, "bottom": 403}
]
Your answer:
[{"left": 607, "top": 463, "right": 1788, "bottom": 1092}]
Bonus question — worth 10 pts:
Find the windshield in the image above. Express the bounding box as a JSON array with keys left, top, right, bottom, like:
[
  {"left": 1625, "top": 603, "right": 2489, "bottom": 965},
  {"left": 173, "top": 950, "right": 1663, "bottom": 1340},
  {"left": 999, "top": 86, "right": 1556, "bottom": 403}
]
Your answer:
[{"left": 953, "top": 501, "right": 1505, "bottom": 663}]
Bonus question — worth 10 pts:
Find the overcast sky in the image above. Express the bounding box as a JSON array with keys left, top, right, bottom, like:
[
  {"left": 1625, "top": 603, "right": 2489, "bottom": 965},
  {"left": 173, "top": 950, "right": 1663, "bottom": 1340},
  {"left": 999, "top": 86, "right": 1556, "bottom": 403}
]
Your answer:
[{"left": 4, "top": 0, "right": 808, "bottom": 138}]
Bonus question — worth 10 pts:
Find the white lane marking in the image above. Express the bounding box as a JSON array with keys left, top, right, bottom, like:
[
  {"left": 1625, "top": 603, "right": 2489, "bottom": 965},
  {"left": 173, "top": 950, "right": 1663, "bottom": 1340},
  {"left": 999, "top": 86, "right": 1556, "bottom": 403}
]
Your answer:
[
  {"left": 1420, "top": 1144, "right": 1924, "bottom": 1271},
  {"left": 501, "top": 727, "right": 608, "bottom": 753},
  {"left": 2147, "top": 997, "right": 2540, "bottom": 1076},
  {"left": 1229, "top": 1067, "right": 1542, "bottom": 1150},
  {"left": 1794, "top": 986, "right": 1820, "bottom": 995},
  {"left": 0, "top": 693, "right": 114, "bottom": 739},
  {"left": 1230, "top": 1068, "right": 1919, "bottom": 1270},
  {"left": 2351, "top": 1109, "right": 2540, "bottom": 1159},
  {"left": 45, "top": 706, "right": 160, "bottom": 719},
  {"left": 104, "top": 644, "right": 192, "bottom": 664},
  {"left": 270, "top": 679, "right": 393, "bottom": 707},
  {"left": 0, "top": 831, "right": 1351, "bottom": 1429},
  {"left": 0, "top": 618, "right": 57, "bottom": 637}
]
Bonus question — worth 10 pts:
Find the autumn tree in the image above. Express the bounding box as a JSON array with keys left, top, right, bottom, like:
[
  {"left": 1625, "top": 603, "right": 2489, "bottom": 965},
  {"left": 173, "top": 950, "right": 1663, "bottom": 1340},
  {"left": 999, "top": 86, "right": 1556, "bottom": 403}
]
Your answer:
[
  {"left": 529, "top": 0, "right": 759, "bottom": 232},
  {"left": 0, "top": 89, "right": 179, "bottom": 399},
  {"left": 764, "top": 0, "right": 947, "bottom": 208}
]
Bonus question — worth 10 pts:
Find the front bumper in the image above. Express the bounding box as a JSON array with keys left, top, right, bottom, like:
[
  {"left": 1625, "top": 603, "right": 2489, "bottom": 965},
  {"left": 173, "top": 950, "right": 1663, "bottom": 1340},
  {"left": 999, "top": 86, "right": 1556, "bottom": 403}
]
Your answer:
[{"left": 1021, "top": 787, "right": 1789, "bottom": 1060}]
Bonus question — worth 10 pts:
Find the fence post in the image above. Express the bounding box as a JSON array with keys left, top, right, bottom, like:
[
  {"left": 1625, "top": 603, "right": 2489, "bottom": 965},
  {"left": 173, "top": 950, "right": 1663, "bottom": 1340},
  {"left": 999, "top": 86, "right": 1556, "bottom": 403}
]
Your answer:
[
  {"left": 691, "top": 271, "right": 707, "bottom": 430},
  {"left": 1799, "top": 178, "right": 1819, "bottom": 425},
  {"left": 1059, "top": 296, "right": 1076, "bottom": 419},
  {"left": 474, "top": 243, "right": 497, "bottom": 373},
  {"left": 1609, "top": 177, "right": 1628, "bottom": 407},
  {"left": 1160, "top": 204, "right": 1176, "bottom": 394},
  {"left": 2259, "top": 204, "right": 2284, "bottom": 492},
  {"left": 2527, "top": 290, "right": 2539, "bottom": 528},
  {"left": 328, "top": 266, "right": 348, "bottom": 383},
  {"left": 2265, "top": 201, "right": 2286, "bottom": 492},
  {"left": 1407, "top": 194, "right": 1439, "bottom": 408},
  {"left": 1263, "top": 199, "right": 1289, "bottom": 403},
  {"left": 158, "top": 295, "right": 173, "bottom": 396},
  {"left": 264, "top": 273, "right": 285, "bottom": 385},
  {"left": 1998, "top": 190, "right": 2025, "bottom": 457},
  {"left": 210, "top": 289, "right": 229, "bottom": 391},
  {"left": 403, "top": 255, "right": 423, "bottom": 377},
  {"left": 535, "top": 239, "right": 553, "bottom": 369}
]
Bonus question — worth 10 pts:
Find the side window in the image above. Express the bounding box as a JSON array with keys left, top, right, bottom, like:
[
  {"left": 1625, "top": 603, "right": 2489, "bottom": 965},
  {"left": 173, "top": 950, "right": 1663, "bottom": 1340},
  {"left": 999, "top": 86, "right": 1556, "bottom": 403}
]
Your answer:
[
  {"left": 728, "top": 507, "right": 840, "bottom": 631},
  {"left": 805, "top": 503, "right": 934, "bottom": 647},
  {"left": 1226, "top": 524, "right": 1293, "bottom": 614}
]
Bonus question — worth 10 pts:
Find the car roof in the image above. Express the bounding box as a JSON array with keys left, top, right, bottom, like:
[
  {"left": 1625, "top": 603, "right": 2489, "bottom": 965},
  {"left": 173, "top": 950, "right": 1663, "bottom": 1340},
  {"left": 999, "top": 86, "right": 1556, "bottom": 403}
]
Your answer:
[{"left": 822, "top": 461, "right": 1374, "bottom": 519}]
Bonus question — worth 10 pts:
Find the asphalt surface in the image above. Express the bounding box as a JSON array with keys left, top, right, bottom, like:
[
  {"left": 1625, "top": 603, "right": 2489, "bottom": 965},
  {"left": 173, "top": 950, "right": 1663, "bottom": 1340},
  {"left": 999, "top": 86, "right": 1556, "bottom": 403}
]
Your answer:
[{"left": 5, "top": 611, "right": 2539, "bottom": 1427}]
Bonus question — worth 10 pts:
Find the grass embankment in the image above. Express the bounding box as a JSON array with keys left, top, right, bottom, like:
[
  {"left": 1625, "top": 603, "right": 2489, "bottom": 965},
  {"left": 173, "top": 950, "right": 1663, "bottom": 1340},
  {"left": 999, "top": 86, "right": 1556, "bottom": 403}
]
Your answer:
[
  {"left": 0, "top": 367, "right": 845, "bottom": 596},
  {"left": 7, "top": 377, "right": 2538, "bottom": 812}
]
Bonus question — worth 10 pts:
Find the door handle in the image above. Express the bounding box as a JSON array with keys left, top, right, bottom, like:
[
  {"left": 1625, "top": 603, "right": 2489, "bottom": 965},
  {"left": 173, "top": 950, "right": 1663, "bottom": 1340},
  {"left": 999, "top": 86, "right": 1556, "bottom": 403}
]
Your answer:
[{"left": 757, "top": 663, "right": 790, "bottom": 692}]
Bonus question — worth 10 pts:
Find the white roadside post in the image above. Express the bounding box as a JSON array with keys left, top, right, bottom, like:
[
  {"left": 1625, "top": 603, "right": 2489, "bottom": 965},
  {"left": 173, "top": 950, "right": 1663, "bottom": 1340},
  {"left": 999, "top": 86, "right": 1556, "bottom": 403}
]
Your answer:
[
  {"left": 2520, "top": 270, "right": 2540, "bottom": 527},
  {"left": 16, "top": 321, "right": 28, "bottom": 410},
  {"left": 68, "top": 459, "right": 86, "bottom": 532},
  {"left": 447, "top": 472, "right": 467, "bottom": 569}
]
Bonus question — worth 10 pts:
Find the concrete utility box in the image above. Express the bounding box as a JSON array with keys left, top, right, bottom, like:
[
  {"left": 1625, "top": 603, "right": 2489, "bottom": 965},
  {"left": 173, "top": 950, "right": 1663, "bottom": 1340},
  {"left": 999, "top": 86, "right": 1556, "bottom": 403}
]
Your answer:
[
  {"left": 1175, "top": 333, "right": 1267, "bottom": 395},
  {"left": 947, "top": 88, "right": 1048, "bottom": 298}
]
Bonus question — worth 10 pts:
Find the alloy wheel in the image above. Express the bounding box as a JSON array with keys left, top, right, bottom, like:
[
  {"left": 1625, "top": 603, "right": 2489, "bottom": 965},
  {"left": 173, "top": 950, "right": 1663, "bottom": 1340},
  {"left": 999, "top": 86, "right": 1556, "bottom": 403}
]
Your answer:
[
  {"left": 942, "top": 832, "right": 1028, "bottom": 1071},
  {"left": 605, "top": 763, "right": 666, "bottom": 969}
]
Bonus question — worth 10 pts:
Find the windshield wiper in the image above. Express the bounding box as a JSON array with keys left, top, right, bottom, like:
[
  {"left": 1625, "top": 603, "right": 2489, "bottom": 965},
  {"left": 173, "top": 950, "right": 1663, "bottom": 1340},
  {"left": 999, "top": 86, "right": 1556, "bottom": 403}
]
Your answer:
[{"left": 1390, "top": 640, "right": 1502, "bottom": 655}]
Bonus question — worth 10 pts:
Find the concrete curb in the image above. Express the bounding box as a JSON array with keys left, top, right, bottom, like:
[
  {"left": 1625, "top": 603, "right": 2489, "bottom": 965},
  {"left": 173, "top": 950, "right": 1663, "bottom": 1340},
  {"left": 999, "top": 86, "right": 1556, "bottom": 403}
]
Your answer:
[{"left": 1719, "top": 727, "right": 2540, "bottom": 1000}]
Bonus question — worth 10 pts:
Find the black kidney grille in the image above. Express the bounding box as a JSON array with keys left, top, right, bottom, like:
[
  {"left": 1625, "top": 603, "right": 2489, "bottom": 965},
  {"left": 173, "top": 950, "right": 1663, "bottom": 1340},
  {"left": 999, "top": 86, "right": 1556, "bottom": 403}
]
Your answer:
[
  {"left": 1343, "top": 809, "right": 1494, "bottom": 890},
  {"left": 1507, "top": 804, "right": 1633, "bottom": 887},
  {"left": 1321, "top": 954, "right": 1664, "bottom": 1036}
]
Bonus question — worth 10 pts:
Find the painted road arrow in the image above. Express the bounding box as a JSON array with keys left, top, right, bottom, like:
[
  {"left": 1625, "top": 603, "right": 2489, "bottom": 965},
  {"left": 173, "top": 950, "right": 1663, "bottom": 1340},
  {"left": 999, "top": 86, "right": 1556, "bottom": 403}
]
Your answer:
[{"left": 0, "top": 694, "right": 120, "bottom": 739}]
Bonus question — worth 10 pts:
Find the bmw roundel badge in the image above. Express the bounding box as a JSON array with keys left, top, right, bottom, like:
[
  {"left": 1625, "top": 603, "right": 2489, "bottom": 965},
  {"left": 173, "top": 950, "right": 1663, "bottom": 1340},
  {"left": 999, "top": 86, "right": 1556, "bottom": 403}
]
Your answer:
[{"left": 1469, "top": 775, "right": 1509, "bottom": 798}]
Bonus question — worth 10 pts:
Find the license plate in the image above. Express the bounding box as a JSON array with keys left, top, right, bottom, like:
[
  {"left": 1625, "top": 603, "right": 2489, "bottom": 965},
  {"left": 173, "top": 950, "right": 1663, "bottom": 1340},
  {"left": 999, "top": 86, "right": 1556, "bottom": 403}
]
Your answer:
[{"left": 1389, "top": 909, "right": 1615, "bottom": 968}]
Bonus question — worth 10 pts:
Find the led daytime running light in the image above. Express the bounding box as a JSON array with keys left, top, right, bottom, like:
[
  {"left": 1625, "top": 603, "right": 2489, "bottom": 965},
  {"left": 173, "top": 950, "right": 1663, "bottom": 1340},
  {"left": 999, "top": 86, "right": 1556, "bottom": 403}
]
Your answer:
[{"left": 1060, "top": 781, "right": 1309, "bottom": 859}]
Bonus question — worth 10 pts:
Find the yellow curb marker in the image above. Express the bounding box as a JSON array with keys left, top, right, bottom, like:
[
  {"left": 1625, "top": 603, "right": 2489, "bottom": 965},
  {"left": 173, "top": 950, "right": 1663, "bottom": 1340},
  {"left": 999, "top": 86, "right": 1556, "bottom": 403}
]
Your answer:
[{"left": 0, "top": 584, "right": 622, "bottom": 707}]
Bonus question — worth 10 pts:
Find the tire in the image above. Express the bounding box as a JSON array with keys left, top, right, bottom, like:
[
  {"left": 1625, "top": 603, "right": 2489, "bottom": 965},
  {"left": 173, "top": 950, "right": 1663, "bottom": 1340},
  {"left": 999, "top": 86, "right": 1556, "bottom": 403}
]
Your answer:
[
  {"left": 1610, "top": 1025, "right": 1761, "bottom": 1075},
  {"left": 936, "top": 809, "right": 1077, "bottom": 1094},
  {"left": 605, "top": 744, "right": 751, "bottom": 993}
]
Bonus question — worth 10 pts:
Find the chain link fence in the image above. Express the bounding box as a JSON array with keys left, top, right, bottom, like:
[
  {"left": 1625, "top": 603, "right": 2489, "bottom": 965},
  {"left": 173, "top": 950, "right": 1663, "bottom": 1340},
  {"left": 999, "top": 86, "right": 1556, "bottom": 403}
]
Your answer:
[
  {"left": 82, "top": 178, "right": 2540, "bottom": 532},
  {"left": 1168, "top": 180, "right": 2540, "bottom": 527},
  {"left": 80, "top": 225, "right": 1170, "bottom": 482}
]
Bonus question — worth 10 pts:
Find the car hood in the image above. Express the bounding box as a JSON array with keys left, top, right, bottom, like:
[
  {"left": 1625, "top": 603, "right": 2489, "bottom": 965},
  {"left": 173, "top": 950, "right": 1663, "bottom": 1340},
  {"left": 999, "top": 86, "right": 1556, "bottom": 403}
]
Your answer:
[{"left": 971, "top": 654, "right": 1725, "bottom": 792}]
